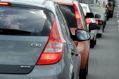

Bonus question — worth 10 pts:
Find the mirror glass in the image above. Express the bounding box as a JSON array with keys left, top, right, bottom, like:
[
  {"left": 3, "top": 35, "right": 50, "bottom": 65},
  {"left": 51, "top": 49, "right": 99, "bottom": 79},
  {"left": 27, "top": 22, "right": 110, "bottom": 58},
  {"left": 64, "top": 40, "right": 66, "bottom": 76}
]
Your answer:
[{"left": 76, "top": 29, "right": 90, "bottom": 41}]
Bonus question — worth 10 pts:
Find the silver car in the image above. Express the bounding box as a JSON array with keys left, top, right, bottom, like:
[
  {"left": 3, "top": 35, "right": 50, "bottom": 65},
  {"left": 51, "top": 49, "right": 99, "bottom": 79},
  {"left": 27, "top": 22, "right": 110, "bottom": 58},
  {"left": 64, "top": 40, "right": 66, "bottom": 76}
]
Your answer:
[{"left": 0, "top": 0, "right": 90, "bottom": 79}]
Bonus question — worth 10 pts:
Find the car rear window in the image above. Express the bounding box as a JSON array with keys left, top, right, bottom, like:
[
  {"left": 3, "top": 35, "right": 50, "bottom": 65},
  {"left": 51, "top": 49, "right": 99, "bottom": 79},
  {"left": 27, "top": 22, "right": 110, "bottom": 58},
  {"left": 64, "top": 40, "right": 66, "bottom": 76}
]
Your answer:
[
  {"left": 0, "top": 7, "right": 55, "bottom": 36},
  {"left": 78, "top": 0, "right": 94, "bottom": 4}
]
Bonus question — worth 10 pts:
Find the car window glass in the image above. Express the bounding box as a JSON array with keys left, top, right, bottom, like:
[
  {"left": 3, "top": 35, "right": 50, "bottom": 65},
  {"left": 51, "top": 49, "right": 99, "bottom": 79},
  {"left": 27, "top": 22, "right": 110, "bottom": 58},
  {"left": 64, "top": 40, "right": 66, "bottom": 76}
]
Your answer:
[
  {"left": 59, "top": 4, "right": 79, "bottom": 40},
  {"left": 59, "top": 4, "right": 79, "bottom": 36},
  {"left": 56, "top": 8, "right": 67, "bottom": 35},
  {"left": 59, "top": 4, "right": 78, "bottom": 29},
  {"left": 0, "top": 7, "right": 55, "bottom": 36},
  {"left": 78, "top": 0, "right": 94, "bottom": 4}
]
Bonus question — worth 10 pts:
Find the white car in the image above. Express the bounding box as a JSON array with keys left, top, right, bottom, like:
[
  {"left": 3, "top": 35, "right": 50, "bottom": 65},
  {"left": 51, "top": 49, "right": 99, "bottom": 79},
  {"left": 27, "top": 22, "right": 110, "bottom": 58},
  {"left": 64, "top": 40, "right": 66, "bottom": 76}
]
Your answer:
[
  {"left": 81, "top": 3, "right": 99, "bottom": 48},
  {"left": 89, "top": 0, "right": 107, "bottom": 37}
]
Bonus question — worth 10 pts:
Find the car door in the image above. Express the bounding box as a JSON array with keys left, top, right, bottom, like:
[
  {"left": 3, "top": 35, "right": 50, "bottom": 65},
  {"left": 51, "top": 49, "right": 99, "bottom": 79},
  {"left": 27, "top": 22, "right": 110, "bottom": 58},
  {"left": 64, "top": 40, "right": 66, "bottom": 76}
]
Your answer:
[{"left": 55, "top": 5, "right": 80, "bottom": 79}]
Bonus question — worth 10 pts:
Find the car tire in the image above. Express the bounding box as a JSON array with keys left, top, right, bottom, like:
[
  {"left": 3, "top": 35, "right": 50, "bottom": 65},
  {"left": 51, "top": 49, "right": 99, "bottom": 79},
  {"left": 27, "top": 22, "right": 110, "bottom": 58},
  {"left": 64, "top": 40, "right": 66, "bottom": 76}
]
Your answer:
[
  {"left": 71, "top": 72, "right": 74, "bottom": 79},
  {"left": 107, "top": 16, "right": 109, "bottom": 21},
  {"left": 94, "top": 38, "right": 97, "bottom": 46},
  {"left": 110, "top": 14, "right": 113, "bottom": 18},
  {"left": 79, "top": 62, "right": 88, "bottom": 79},
  {"left": 96, "top": 33, "right": 102, "bottom": 38},
  {"left": 90, "top": 39, "right": 95, "bottom": 48}
]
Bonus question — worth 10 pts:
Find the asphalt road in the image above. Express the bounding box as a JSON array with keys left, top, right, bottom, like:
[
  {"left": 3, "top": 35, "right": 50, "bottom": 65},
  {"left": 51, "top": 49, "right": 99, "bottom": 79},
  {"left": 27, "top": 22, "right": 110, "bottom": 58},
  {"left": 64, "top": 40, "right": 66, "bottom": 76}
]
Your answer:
[{"left": 87, "top": 1, "right": 119, "bottom": 79}]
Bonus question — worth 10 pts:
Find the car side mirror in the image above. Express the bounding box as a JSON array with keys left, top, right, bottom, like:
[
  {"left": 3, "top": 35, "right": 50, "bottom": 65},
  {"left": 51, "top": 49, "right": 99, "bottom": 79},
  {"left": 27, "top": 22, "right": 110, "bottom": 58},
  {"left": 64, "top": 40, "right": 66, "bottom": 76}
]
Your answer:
[
  {"left": 75, "top": 29, "right": 90, "bottom": 41},
  {"left": 95, "top": 14, "right": 101, "bottom": 18}
]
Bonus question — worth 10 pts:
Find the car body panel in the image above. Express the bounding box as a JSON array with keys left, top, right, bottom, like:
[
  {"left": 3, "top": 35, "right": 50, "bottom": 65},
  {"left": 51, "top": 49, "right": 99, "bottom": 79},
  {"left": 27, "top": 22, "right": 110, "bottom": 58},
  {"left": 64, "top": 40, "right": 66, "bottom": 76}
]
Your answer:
[
  {"left": 57, "top": 0, "right": 90, "bottom": 70},
  {"left": 0, "top": 0, "right": 81, "bottom": 79}
]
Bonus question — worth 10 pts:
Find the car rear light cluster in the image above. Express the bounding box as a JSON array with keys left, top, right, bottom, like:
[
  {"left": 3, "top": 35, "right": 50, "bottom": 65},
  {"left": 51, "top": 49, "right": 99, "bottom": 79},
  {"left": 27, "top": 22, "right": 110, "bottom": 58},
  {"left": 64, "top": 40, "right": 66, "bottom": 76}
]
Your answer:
[
  {"left": 73, "top": 3, "right": 80, "bottom": 19},
  {"left": 37, "top": 21, "right": 64, "bottom": 65},
  {"left": 86, "top": 18, "right": 92, "bottom": 24},
  {"left": 73, "top": 2, "right": 83, "bottom": 29},
  {"left": 96, "top": 20, "right": 103, "bottom": 25},
  {"left": 0, "top": 2, "right": 11, "bottom": 6}
]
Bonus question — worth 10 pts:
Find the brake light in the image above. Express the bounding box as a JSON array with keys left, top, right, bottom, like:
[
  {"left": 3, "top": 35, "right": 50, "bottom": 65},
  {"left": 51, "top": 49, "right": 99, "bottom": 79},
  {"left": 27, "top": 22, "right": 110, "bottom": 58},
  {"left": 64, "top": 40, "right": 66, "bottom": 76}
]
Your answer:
[
  {"left": 73, "top": 2, "right": 83, "bottom": 29},
  {"left": 0, "top": 2, "right": 11, "bottom": 6},
  {"left": 73, "top": 2, "right": 80, "bottom": 19},
  {"left": 96, "top": 20, "right": 99, "bottom": 25},
  {"left": 86, "top": 18, "right": 92, "bottom": 24},
  {"left": 37, "top": 21, "right": 63, "bottom": 65},
  {"left": 96, "top": 20, "right": 103, "bottom": 25}
]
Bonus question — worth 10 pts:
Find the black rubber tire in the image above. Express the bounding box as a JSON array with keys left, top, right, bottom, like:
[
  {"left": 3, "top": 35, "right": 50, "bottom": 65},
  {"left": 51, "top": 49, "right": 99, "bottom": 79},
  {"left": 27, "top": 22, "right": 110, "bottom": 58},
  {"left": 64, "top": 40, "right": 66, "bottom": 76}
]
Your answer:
[
  {"left": 79, "top": 63, "right": 88, "bottom": 79},
  {"left": 96, "top": 33, "right": 102, "bottom": 38},
  {"left": 90, "top": 40, "right": 95, "bottom": 48},
  {"left": 110, "top": 14, "right": 113, "bottom": 18},
  {"left": 103, "top": 21, "right": 106, "bottom": 32},
  {"left": 71, "top": 72, "right": 74, "bottom": 79},
  {"left": 94, "top": 39, "right": 97, "bottom": 46},
  {"left": 107, "top": 16, "right": 110, "bottom": 21}
]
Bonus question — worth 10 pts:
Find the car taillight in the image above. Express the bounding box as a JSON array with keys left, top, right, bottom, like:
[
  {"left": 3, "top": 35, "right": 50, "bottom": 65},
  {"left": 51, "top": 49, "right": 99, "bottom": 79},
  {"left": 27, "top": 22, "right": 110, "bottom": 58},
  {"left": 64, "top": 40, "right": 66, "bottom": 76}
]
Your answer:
[
  {"left": 37, "top": 21, "right": 63, "bottom": 65},
  {"left": 73, "top": 2, "right": 83, "bottom": 29},
  {"left": 86, "top": 18, "right": 92, "bottom": 24},
  {"left": 73, "top": 3, "right": 80, "bottom": 19},
  {"left": 96, "top": 20, "right": 103, "bottom": 25},
  {"left": 0, "top": 2, "right": 11, "bottom": 6}
]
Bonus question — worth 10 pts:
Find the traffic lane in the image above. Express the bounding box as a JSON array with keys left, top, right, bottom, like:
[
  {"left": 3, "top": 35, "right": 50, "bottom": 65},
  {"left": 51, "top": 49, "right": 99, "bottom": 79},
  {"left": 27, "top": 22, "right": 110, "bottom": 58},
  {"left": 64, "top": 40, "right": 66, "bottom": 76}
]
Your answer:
[{"left": 87, "top": 6, "right": 119, "bottom": 79}]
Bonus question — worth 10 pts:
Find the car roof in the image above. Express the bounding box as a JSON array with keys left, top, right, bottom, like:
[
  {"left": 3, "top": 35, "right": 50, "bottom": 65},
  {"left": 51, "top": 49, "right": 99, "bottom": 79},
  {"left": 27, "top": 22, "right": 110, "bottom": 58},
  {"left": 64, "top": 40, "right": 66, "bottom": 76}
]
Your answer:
[
  {"left": 80, "top": 3, "right": 89, "bottom": 7},
  {"left": 0, "top": 0, "right": 56, "bottom": 12},
  {"left": 1, "top": 0, "right": 47, "bottom": 6},
  {"left": 51, "top": 0, "right": 73, "bottom": 5}
]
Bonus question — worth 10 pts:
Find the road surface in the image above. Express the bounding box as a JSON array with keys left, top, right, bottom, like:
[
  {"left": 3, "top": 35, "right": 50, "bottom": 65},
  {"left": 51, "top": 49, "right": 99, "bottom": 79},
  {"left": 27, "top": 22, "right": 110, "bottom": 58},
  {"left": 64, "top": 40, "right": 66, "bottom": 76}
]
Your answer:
[{"left": 87, "top": 1, "right": 119, "bottom": 79}]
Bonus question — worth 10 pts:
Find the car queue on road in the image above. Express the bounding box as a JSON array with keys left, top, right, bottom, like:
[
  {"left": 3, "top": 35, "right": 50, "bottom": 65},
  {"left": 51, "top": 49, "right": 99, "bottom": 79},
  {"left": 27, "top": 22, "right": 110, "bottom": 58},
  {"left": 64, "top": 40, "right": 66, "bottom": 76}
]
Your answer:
[{"left": 0, "top": 0, "right": 115, "bottom": 79}]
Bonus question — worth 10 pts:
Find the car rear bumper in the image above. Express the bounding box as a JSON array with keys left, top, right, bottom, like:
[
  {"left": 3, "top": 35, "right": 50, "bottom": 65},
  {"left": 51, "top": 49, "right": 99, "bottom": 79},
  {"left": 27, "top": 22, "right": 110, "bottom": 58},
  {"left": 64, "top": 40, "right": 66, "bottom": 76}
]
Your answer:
[
  {"left": 0, "top": 61, "right": 70, "bottom": 79},
  {"left": 90, "top": 30, "right": 98, "bottom": 39}
]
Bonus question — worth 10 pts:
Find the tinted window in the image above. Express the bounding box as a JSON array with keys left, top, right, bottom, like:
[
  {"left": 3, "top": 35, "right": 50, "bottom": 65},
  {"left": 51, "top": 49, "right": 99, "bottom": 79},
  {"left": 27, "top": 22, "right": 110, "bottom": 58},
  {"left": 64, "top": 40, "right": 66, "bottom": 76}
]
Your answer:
[
  {"left": 59, "top": 5, "right": 78, "bottom": 28},
  {"left": 0, "top": 7, "right": 54, "bottom": 36},
  {"left": 78, "top": 0, "right": 94, "bottom": 4}
]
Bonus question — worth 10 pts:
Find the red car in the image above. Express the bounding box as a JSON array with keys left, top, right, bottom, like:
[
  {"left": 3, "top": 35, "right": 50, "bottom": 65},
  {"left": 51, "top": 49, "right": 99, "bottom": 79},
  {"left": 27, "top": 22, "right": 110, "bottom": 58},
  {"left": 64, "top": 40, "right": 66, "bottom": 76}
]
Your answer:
[{"left": 53, "top": 0, "right": 94, "bottom": 78}]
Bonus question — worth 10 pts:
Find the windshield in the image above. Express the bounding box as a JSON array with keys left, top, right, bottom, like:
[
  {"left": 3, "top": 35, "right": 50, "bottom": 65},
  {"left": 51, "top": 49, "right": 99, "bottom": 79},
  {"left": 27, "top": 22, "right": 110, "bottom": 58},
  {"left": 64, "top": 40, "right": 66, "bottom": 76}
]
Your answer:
[
  {"left": 0, "top": 7, "right": 54, "bottom": 36},
  {"left": 78, "top": 0, "right": 94, "bottom": 4}
]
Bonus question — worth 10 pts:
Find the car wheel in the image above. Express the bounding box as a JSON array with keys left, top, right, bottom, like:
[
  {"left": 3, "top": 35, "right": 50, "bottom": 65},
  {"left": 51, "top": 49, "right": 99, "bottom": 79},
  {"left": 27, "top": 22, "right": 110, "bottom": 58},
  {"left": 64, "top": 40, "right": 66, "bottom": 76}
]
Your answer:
[
  {"left": 107, "top": 16, "right": 109, "bottom": 21},
  {"left": 79, "top": 63, "right": 88, "bottom": 79},
  {"left": 90, "top": 39, "right": 95, "bottom": 48},
  {"left": 110, "top": 14, "right": 113, "bottom": 18},
  {"left": 71, "top": 72, "right": 74, "bottom": 79},
  {"left": 94, "top": 38, "right": 97, "bottom": 45},
  {"left": 96, "top": 33, "right": 102, "bottom": 38}
]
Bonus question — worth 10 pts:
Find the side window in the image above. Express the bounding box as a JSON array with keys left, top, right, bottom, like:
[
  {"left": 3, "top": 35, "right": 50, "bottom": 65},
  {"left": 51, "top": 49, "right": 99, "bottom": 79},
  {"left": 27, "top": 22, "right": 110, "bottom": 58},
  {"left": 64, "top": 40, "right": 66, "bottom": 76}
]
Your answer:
[{"left": 55, "top": 5, "right": 71, "bottom": 37}]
